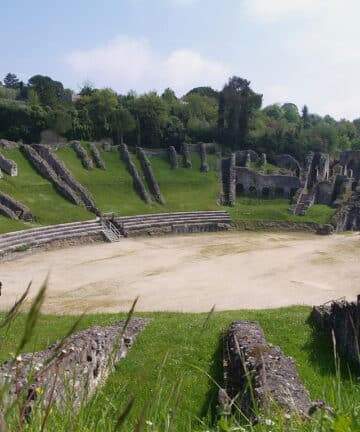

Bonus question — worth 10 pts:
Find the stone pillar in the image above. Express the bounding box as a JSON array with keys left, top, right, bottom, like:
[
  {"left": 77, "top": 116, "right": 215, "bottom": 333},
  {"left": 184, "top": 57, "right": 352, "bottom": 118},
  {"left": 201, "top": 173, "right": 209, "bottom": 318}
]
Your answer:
[
  {"left": 260, "top": 153, "right": 267, "bottom": 171},
  {"left": 245, "top": 152, "right": 251, "bottom": 168}
]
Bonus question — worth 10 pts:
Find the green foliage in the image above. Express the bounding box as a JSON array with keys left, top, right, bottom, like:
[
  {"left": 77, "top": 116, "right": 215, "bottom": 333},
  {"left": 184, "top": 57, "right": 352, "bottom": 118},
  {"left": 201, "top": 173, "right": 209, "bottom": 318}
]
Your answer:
[
  {"left": 3, "top": 72, "right": 20, "bottom": 89},
  {"left": 28, "top": 74, "right": 66, "bottom": 107}
]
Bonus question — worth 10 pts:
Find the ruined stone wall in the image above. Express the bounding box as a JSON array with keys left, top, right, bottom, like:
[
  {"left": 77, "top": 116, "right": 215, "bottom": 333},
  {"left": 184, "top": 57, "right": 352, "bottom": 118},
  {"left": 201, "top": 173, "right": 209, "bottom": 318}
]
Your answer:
[
  {"left": 235, "top": 167, "right": 301, "bottom": 198},
  {"left": 181, "top": 143, "right": 192, "bottom": 168},
  {"left": 0, "top": 203, "right": 17, "bottom": 219},
  {"left": 229, "top": 153, "right": 236, "bottom": 206},
  {"left": 274, "top": 154, "right": 301, "bottom": 177},
  {"left": 119, "top": 143, "right": 151, "bottom": 204},
  {"left": 0, "top": 153, "right": 17, "bottom": 176},
  {"left": 339, "top": 150, "right": 360, "bottom": 180},
  {"left": 32, "top": 145, "right": 99, "bottom": 215},
  {"left": 21, "top": 145, "right": 83, "bottom": 206},
  {"left": 89, "top": 142, "right": 106, "bottom": 169},
  {"left": 136, "top": 147, "right": 165, "bottom": 204},
  {"left": 0, "top": 139, "right": 19, "bottom": 150},
  {"left": 331, "top": 191, "right": 360, "bottom": 231},
  {"left": 199, "top": 143, "right": 209, "bottom": 172},
  {"left": 315, "top": 181, "right": 335, "bottom": 205},
  {"left": 143, "top": 148, "right": 167, "bottom": 158},
  {"left": 311, "top": 297, "right": 360, "bottom": 364},
  {"left": 71, "top": 141, "right": 94, "bottom": 170},
  {"left": 168, "top": 146, "right": 178, "bottom": 169},
  {"left": 235, "top": 149, "right": 259, "bottom": 166},
  {"left": 0, "top": 191, "right": 32, "bottom": 221},
  {"left": 0, "top": 318, "right": 149, "bottom": 409},
  {"left": 222, "top": 321, "right": 311, "bottom": 417}
]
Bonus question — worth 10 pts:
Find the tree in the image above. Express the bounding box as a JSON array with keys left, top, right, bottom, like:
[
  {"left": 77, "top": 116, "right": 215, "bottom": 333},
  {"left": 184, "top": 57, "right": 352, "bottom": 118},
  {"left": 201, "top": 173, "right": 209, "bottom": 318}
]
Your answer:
[
  {"left": 218, "top": 76, "right": 262, "bottom": 151},
  {"left": 86, "top": 88, "right": 118, "bottom": 138},
  {"left": 302, "top": 105, "right": 310, "bottom": 129},
  {"left": 110, "top": 107, "right": 135, "bottom": 144},
  {"left": 28, "top": 75, "right": 65, "bottom": 107},
  {"left": 4, "top": 73, "right": 20, "bottom": 89}
]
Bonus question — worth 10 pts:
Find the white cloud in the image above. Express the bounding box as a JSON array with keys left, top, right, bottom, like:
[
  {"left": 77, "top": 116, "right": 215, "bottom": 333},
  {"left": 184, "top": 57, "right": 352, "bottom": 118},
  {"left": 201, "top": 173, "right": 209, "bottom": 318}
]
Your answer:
[{"left": 65, "top": 35, "right": 230, "bottom": 95}]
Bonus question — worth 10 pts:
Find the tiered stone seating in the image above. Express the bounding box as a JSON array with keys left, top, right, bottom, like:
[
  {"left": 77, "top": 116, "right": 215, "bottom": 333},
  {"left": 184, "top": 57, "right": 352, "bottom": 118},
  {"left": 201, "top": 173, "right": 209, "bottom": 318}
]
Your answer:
[
  {"left": 0, "top": 220, "right": 102, "bottom": 255},
  {"left": 115, "top": 211, "right": 232, "bottom": 236}
]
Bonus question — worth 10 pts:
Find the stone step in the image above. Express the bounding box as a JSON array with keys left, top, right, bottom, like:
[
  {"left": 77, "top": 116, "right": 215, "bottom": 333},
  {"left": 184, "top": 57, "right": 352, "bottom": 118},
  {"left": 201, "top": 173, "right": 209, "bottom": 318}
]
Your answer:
[
  {"left": 0, "top": 225, "right": 102, "bottom": 250},
  {"left": 117, "top": 211, "right": 229, "bottom": 221},
  {"left": 122, "top": 217, "right": 231, "bottom": 230},
  {"left": 0, "top": 219, "right": 99, "bottom": 241},
  {"left": 0, "top": 228, "right": 103, "bottom": 254}
]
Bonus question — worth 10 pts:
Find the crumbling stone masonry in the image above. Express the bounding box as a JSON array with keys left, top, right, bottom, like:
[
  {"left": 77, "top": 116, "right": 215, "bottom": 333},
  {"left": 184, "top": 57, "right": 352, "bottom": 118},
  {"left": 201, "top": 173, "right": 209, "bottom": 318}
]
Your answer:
[
  {"left": 181, "top": 143, "right": 192, "bottom": 168},
  {"left": 136, "top": 147, "right": 165, "bottom": 204},
  {"left": 119, "top": 143, "right": 151, "bottom": 204},
  {"left": 200, "top": 143, "right": 209, "bottom": 172},
  {"left": 0, "top": 318, "right": 149, "bottom": 409},
  {"left": 71, "top": 141, "right": 94, "bottom": 170},
  {"left": 168, "top": 146, "right": 178, "bottom": 169},
  {"left": 0, "top": 153, "right": 17, "bottom": 176},
  {"left": 311, "top": 296, "right": 360, "bottom": 364},
  {"left": 89, "top": 142, "right": 106, "bottom": 169},
  {"left": 221, "top": 321, "right": 311, "bottom": 417},
  {"left": 0, "top": 191, "right": 32, "bottom": 221}
]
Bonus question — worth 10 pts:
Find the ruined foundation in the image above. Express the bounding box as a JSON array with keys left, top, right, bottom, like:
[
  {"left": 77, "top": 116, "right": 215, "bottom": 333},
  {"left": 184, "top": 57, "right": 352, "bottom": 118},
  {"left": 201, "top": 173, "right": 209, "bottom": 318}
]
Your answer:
[{"left": 136, "top": 147, "right": 165, "bottom": 204}]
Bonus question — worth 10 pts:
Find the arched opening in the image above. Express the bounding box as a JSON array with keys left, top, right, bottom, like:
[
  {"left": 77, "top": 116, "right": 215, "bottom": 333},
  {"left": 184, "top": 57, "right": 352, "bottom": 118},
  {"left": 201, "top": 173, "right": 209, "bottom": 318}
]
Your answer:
[
  {"left": 236, "top": 183, "right": 244, "bottom": 195},
  {"left": 262, "top": 187, "right": 270, "bottom": 198},
  {"left": 248, "top": 186, "right": 257, "bottom": 196},
  {"left": 274, "top": 187, "right": 284, "bottom": 198}
]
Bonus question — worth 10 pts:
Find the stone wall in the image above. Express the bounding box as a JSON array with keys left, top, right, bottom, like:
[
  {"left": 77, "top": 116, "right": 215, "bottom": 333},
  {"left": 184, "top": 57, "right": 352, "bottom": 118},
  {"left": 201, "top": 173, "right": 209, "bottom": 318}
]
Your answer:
[
  {"left": 168, "top": 146, "right": 178, "bottom": 169},
  {"left": 0, "top": 191, "right": 32, "bottom": 221},
  {"left": 181, "top": 143, "right": 192, "bottom": 168},
  {"left": 0, "top": 139, "right": 19, "bottom": 149},
  {"left": 119, "top": 143, "right": 151, "bottom": 204},
  {"left": 229, "top": 153, "right": 236, "bottom": 206},
  {"left": 89, "top": 142, "right": 106, "bottom": 169},
  {"left": 0, "top": 153, "right": 17, "bottom": 176},
  {"left": 315, "top": 181, "right": 335, "bottom": 205},
  {"left": 339, "top": 150, "right": 360, "bottom": 180},
  {"left": 274, "top": 154, "right": 301, "bottom": 177},
  {"left": 136, "top": 147, "right": 165, "bottom": 204},
  {"left": 199, "top": 143, "right": 209, "bottom": 172},
  {"left": 143, "top": 148, "right": 167, "bottom": 158},
  {"left": 235, "top": 167, "right": 301, "bottom": 198},
  {"left": 71, "top": 141, "right": 94, "bottom": 170},
  {"left": 235, "top": 149, "right": 259, "bottom": 166},
  {"left": 0, "top": 318, "right": 149, "bottom": 409},
  {"left": 221, "top": 321, "right": 311, "bottom": 417},
  {"left": 311, "top": 296, "right": 360, "bottom": 364},
  {"left": 21, "top": 145, "right": 82, "bottom": 206},
  {"left": 331, "top": 191, "right": 360, "bottom": 231},
  {"left": 32, "top": 145, "right": 99, "bottom": 215}
]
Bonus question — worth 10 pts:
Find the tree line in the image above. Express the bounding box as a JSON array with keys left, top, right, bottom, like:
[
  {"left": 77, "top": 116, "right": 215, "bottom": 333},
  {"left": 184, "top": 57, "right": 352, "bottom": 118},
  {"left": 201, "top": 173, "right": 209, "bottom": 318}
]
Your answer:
[{"left": 1, "top": 72, "right": 360, "bottom": 160}]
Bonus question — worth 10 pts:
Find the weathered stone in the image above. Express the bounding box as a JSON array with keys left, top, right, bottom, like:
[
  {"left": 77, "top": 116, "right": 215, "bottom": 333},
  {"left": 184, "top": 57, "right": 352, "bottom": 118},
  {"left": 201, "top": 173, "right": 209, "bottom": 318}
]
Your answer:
[
  {"left": 310, "top": 296, "right": 360, "bottom": 364},
  {"left": 235, "top": 150, "right": 259, "bottom": 166},
  {"left": 0, "top": 318, "right": 150, "bottom": 409},
  {"left": 168, "top": 146, "right": 178, "bottom": 169},
  {"left": 0, "top": 139, "right": 19, "bottom": 150},
  {"left": 0, "top": 191, "right": 32, "bottom": 221},
  {"left": 0, "top": 153, "right": 17, "bottom": 176},
  {"left": 119, "top": 143, "right": 151, "bottom": 204},
  {"left": 136, "top": 147, "right": 165, "bottom": 204},
  {"left": 331, "top": 191, "right": 360, "bottom": 231},
  {"left": 274, "top": 154, "right": 301, "bottom": 177},
  {"left": 200, "top": 143, "right": 209, "bottom": 172},
  {"left": 260, "top": 153, "right": 267, "bottom": 170},
  {"left": 89, "top": 142, "right": 106, "bottom": 169},
  {"left": 181, "top": 143, "right": 192, "bottom": 168},
  {"left": 222, "top": 321, "right": 312, "bottom": 418},
  {"left": 71, "top": 141, "right": 94, "bottom": 170}
]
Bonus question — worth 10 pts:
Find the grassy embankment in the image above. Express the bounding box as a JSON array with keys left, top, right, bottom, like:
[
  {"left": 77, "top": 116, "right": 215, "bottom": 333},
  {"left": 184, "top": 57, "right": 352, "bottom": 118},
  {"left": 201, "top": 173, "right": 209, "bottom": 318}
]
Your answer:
[
  {"left": 0, "top": 145, "right": 336, "bottom": 233},
  {"left": 1, "top": 308, "right": 359, "bottom": 431}
]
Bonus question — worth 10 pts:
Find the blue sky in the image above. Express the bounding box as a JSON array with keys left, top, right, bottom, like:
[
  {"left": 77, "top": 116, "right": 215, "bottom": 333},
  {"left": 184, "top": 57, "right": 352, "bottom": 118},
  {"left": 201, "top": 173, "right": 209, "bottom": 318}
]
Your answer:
[{"left": 1, "top": 0, "right": 359, "bottom": 119}]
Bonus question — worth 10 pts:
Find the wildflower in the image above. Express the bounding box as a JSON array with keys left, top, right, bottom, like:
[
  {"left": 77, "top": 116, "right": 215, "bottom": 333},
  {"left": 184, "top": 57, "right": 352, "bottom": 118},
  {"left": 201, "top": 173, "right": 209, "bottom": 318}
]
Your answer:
[
  {"left": 145, "top": 420, "right": 153, "bottom": 426},
  {"left": 35, "top": 387, "right": 44, "bottom": 395},
  {"left": 265, "top": 418, "right": 275, "bottom": 426}
]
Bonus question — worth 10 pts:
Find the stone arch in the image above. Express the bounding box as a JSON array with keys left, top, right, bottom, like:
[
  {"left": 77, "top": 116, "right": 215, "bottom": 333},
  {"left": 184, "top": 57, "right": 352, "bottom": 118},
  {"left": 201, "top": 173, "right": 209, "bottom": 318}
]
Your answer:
[
  {"left": 236, "top": 183, "right": 244, "bottom": 195},
  {"left": 274, "top": 187, "right": 285, "bottom": 198},
  {"left": 248, "top": 186, "right": 257, "bottom": 196},
  {"left": 262, "top": 187, "right": 270, "bottom": 198}
]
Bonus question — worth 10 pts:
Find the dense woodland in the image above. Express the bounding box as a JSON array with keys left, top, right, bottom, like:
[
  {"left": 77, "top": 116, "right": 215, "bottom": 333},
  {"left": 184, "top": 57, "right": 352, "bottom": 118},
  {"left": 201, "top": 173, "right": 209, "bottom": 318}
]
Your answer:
[{"left": 1, "top": 72, "right": 360, "bottom": 161}]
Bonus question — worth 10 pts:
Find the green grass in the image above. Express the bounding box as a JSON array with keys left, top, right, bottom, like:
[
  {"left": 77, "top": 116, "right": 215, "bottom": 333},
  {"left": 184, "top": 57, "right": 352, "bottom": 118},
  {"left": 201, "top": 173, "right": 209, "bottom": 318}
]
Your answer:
[
  {"left": 0, "top": 148, "right": 92, "bottom": 232},
  {"left": 1, "top": 308, "right": 359, "bottom": 431},
  {"left": 228, "top": 197, "right": 336, "bottom": 224}
]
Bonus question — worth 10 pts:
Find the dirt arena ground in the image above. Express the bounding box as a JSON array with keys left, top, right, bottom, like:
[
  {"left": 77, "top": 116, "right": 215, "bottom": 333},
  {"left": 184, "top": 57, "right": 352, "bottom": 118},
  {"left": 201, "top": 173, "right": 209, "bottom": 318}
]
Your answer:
[{"left": 0, "top": 231, "right": 359, "bottom": 314}]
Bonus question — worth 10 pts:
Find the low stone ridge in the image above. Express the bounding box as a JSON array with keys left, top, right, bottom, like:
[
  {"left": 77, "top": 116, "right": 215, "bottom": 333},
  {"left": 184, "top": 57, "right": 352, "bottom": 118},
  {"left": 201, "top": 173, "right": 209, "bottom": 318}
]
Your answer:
[
  {"left": 0, "top": 318, "right": 149, "bottom": 409},
  {"left": 119, "top": 143, "right": 151, "bottom": 204},
  {"left": 221, "top": 321, "right": 311, "bottom": 418},
  {"left": 168, "top": 146, "right": 178, "bottom": 169},
  {"left": 199, "top": 143, "right": 209, "bottom": 172},
  {"left": 0, "top": 153, "right": 17, "bottom": 176},
  {"left": 0, "top": 139, "right": 19, "bottom": 150},
  {"left": 71, "top": 141, "right": 94, "bottom": 170},
  {"left": 32, "top": 145, "right": 99, "bottom": 215},
  {"left": 181, "top": 143, "right": 192, "bottom": 168},
  {"left": 89, "top": 142, "right": 106, "bottom": 169},
  {"left": 310, "top": 296, "right": 360, "bottom": 364},
  {"left": 136, "top": 147, "right": 165, "bottom": 204},
  {"left": 0, "top": 191, "right": 32, "bottom": 221}
]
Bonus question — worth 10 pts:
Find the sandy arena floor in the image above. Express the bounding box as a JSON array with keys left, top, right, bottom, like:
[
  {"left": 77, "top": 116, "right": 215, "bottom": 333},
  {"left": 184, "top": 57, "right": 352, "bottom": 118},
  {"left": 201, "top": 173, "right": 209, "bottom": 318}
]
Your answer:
[{"left": 0, "top": 231, "right": 359, "bottom": 314}]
